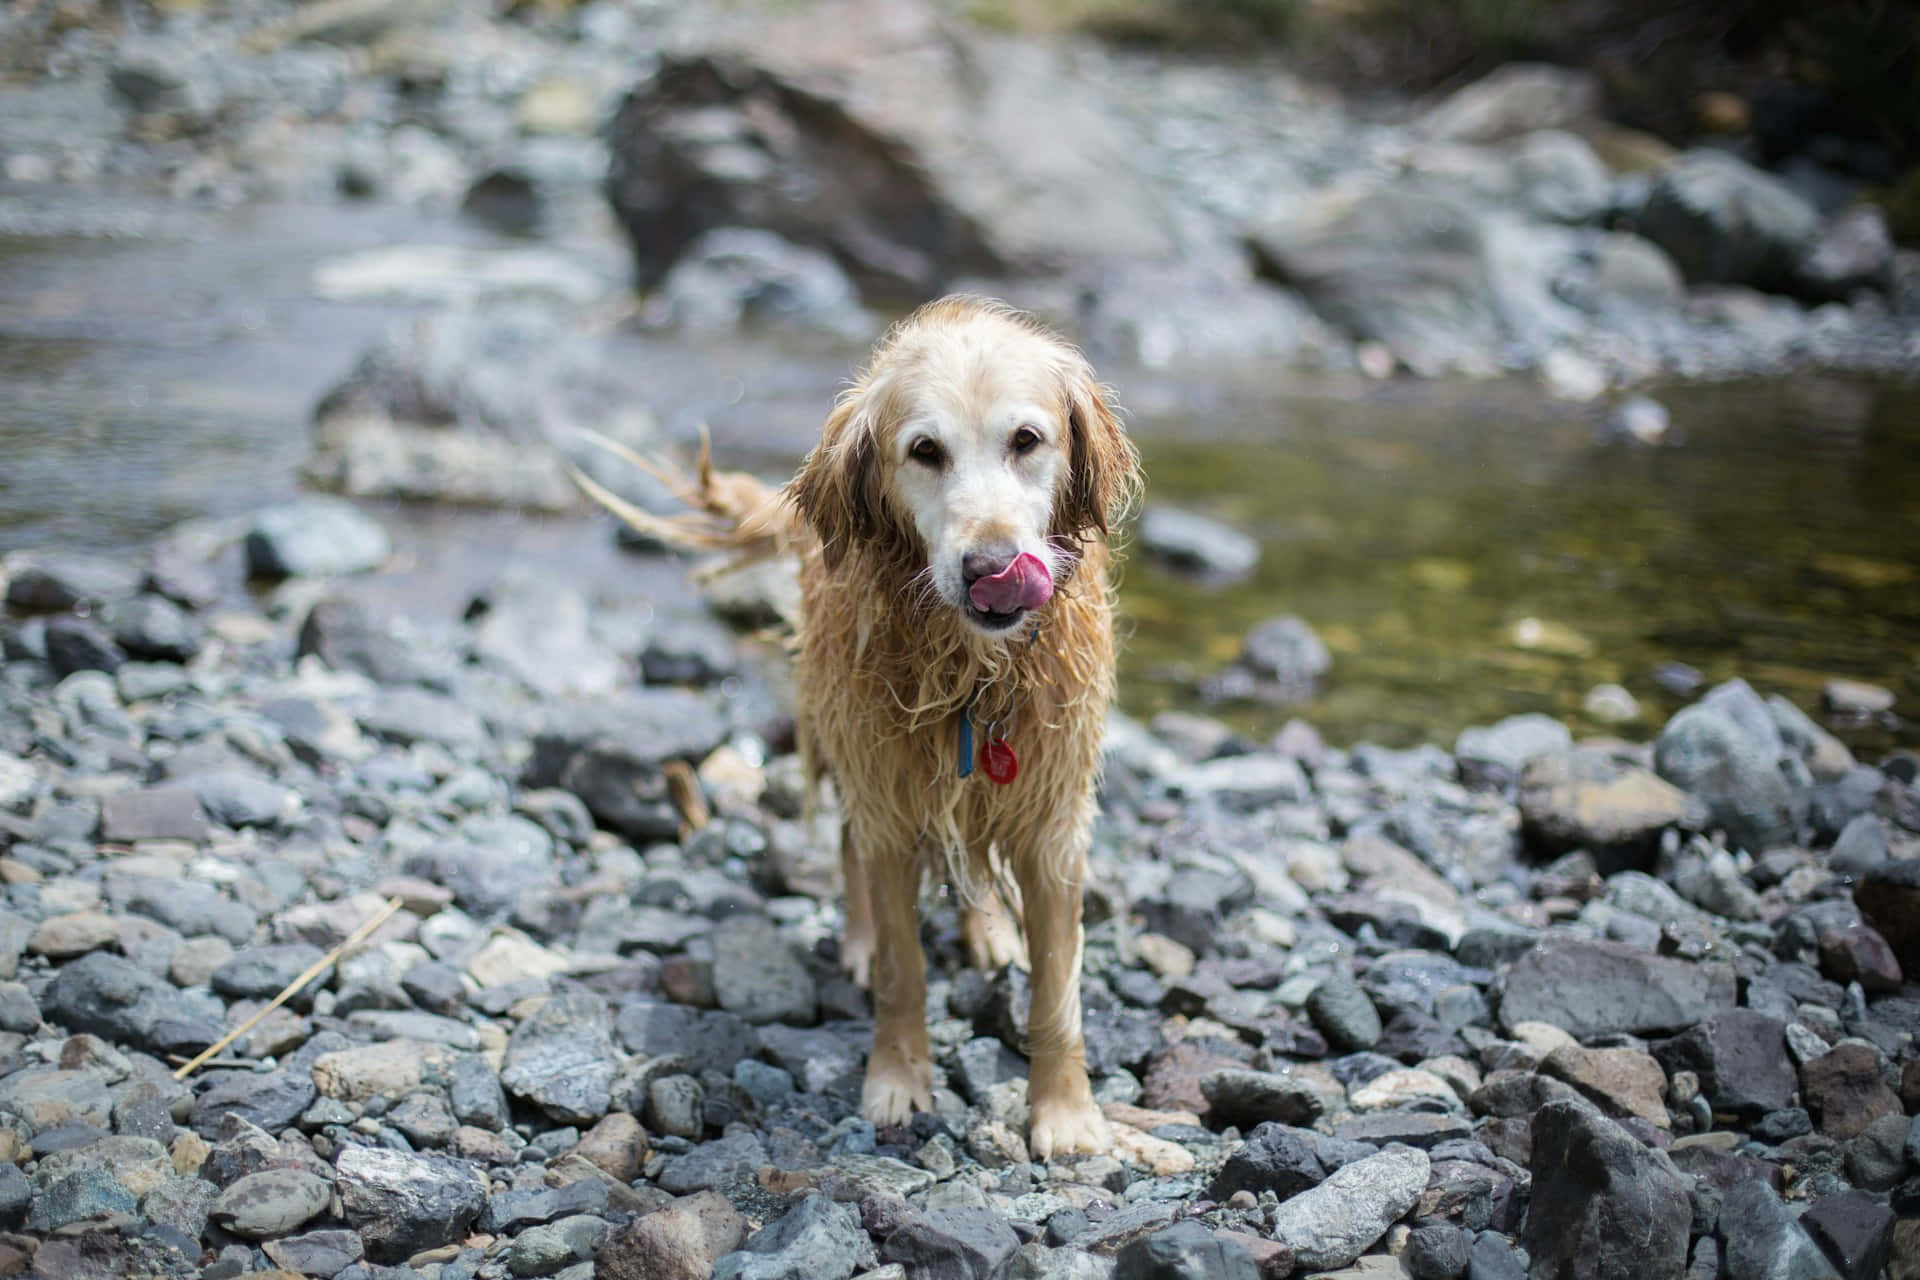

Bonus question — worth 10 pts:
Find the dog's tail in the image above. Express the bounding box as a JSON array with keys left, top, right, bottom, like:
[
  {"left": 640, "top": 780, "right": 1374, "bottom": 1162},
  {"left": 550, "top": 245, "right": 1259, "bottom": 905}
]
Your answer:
[{"left": 567, "top": 427, "right": 802, "bottom": 559}]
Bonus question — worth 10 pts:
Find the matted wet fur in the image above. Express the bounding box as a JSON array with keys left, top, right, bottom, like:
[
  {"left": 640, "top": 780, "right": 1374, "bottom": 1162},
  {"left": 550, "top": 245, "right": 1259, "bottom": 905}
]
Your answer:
[{"left": 580, "top": 296, "right": 1141, "bottom": 1158}]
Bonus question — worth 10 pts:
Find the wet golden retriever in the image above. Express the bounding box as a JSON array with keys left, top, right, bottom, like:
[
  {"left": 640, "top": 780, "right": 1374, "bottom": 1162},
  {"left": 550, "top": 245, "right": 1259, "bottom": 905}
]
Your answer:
[{"left": 583, "top": 296, "right": 1140, "bottom": 1158}]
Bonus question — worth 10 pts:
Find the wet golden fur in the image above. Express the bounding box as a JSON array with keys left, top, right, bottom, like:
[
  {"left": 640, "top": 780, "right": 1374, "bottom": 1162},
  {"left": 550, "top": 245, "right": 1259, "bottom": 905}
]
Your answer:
[{"left": 588, "top": 296, "right": 1140, "bottom": 1158}]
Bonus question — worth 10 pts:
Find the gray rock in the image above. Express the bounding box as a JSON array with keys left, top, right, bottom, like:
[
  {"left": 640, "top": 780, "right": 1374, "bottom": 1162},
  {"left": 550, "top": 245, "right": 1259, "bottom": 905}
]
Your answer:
[
  {"left": 1799, "top": 206, "right": 1895, "bottom": 302},
  {"left": 1717, "top": 1178, "right": 1839, "bottom": 1280},
  {"left": 106, "top": 594, "right": 203, "bottom": 663},
  {"left": 1525, "top": 1101, "right": 1689, "bottom": 1280},
  {"left": 211, "top": 943, "right": 329, "bottom": 1004},
  {"left": 358, "top": 687, "right": 487, "bottom": 755},
  {"left": 1654, "top": 679, "right": 1809, "bottom": 852},
  {"left": 656, "top": 1130, "right": 769, "bottom": 1195},
  {"left": 1199, "top": 1070, "right": 1328, "bottom": 1131},
  {"left": 1798, "top": 1190, "right": 1893, "bottom": 1280},
  {"left": 403, "top": 819, "right": 555, "bottom": 917},
  {"left": 1237, "top": 615, "right": 1332, "bottom": 698},
  {"left": 43, "top": 951, "right": 226, "bottom": 1056},
  {"left": 245, "top": 497, "right": 390, "bottom": 578},
  {"left": 1112, "top": 1219, "right": 1258, "bottom": 1280},
  {"left": 1205, "top": 1121, "right": 1326, "bottom": 1200},
  {"left": 714, "top": 1193, "right": 865, "bottom": 1280},
  {"left": 450, "top": 1052, "right": 511, "bottom": 1130},
  {"left": 1651, "top": 1010, "right": 1796, "bottom": 1118},
  {"left": 1079, "top": 260, "right": 1335, "bottom": 370},
  {"left": 1405, "top": 1223, "right": 1471, "bottom": 1280},
  {"left": 189, "top": 1068, "right": 316, "bottom": 1137},
  {"left": 1269, "top": 1145, "right": 1429, "bottom": 1271},
  {"left": 263, "top": 1229, "right": 365, "bottom": 1277},
  {"left": 645, "top": 228, "right": 875, "bottom": 341},
  {"left": 210, "top": 1167, "right": 334, "bottom": 1238},
  {"left": 1512, "top": 130, "right": 1611, "bottom": 224},
  {"left": 1137, "top": 508, "right": 1258, "bottom": 583},
  {"left": 473, "top": 576, "right": 623, "bottom": 699},
  {"left": 1518, "top": 747, "right": 1698, "bottom": 867},
  {"left": 1306, "top": 975, "right": 1382, "bottom": 1052},
  {"left": 297, "top": 597, "right": 449, "bottom": 686},
  {"left": 500, "top": 991, "right": 618, "bottom": 1125},
  {"left": 189, "top": 770, "right": 294, "bottom": 829},
  {"left": 105, "top": 873, "right": 257, "bottom": 945},
  {"left": 25, "top": 1167, "right": 137, "bottom": 1232},
  {"left": 1500, "top": 934, "right": 1736, "bottom": 1040},
  {"left": 1455, "top": 713, "right": 1572, "bottom": 791},
  {"left": 881, "top": 1206, "right": 1022, "bottom": 1280},
  {"left": 45, "top": 614, "right": 127, "bottom": 678},
  {"left": 1418, "top": 63, "right": 1600, "bottom": 143},
  {"left": 1637, "top": 149, "right": 1821, "bottom": 294},
  {"left": 615, "top": 1002, "right": 758, "bottom": 1076},
  {"left": 711, "top": 915, "right": 816, "bottom": 1026},
  {"left": 485, "top": 1181, "right": 609, "bottom": 1233},
  {"left": 334, "top": 1143, "right": 489, "bottom": 1263},
  {"left": 98, "top": 787, "right": 208, "bottom": 844},
  {"left": 508, "top": 1214, "right": 610, "bottom": 1277},
  {"left": 138, "top": 1175, "right": 217, "bottom": 1240},
  {"left": 644, "top": 1075, "right": 707, "bottom": 1142},
  {"left": 4, "top": 551, "right": 142, "bottom": 612}
]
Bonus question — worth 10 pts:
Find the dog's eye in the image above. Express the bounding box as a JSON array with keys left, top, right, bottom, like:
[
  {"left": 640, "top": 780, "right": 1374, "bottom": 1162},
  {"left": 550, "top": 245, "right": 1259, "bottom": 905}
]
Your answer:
[
  {"left": 1010, "top": 426, "right": 1041, "bottom": 455},
  {"left": 909, "top": 437, "right": 945, "bottom": 466}
]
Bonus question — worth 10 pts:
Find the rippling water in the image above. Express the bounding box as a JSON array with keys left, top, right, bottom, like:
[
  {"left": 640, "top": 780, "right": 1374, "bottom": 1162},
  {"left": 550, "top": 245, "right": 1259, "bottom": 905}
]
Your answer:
[{"left": 3, "top": 191, "right": 1915, "bottom": 751}]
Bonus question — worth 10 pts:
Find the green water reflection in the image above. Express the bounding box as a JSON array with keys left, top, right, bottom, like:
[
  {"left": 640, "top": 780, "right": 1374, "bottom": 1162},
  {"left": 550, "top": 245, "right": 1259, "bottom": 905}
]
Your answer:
[{"left": 1117, "top": 374, "right": 1920, "bottom": 752}]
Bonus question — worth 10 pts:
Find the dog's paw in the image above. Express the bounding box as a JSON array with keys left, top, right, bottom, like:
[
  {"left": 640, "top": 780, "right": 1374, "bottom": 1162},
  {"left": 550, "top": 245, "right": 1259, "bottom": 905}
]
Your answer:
[
  {"left": 840, "top": 932, "right": 875, "bottom": 989},
  {"left": 861, "top": 1057, "right": 932, "bottom": 1127},
  {"left": 961, "top": 902, "right": 1027, "bottom": 972},
  {"left": 1028, "top": 1096, "right": 1111, "bottom": 1161}
]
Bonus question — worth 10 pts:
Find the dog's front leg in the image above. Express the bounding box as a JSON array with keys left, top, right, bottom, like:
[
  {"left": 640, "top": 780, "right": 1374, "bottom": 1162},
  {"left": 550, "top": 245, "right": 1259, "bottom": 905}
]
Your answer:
[
  {"left": 860, "top": 844, "right": 932, "bottom": 1125},
  {"left": 1014, "top": 829, "right": 1110, "bottom": 1160}
]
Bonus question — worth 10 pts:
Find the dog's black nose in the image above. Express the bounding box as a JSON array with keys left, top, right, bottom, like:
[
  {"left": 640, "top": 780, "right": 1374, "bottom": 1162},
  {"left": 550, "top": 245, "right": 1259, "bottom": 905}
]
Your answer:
[{"left": 961, "top": 546, "right": 1019, "bottom": 586}]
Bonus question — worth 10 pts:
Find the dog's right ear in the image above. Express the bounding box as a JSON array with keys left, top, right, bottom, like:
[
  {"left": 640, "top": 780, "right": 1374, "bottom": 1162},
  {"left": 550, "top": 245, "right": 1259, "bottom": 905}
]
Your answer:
[{"left": 787, "top": 397, "right": 885, "bottom": 572}]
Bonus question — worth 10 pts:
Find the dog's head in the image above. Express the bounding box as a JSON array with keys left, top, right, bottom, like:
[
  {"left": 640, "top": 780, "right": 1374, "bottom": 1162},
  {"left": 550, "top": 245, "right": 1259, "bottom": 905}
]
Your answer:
[{"left": 789, "top": 297, "right": 1140, "bottom": 637}]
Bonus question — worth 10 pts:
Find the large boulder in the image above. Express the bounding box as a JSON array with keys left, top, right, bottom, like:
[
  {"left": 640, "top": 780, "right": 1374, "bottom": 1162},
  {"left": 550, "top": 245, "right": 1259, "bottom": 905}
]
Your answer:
[
  {"left": 1635, "top": 149, "right": 1822, "bottom": 295},
  {"left": 1524, "top": 1101, "right": 1690, "bottom": 1280},
  {"left": 604, "top": 2, "right": 1177, "bottom": 300},
  {"left": 1653, "top": 679, "right": 1810, "bottom": 852},
  {"left": 1417, "top": 63, "right": 1602, "bottom": 144}
]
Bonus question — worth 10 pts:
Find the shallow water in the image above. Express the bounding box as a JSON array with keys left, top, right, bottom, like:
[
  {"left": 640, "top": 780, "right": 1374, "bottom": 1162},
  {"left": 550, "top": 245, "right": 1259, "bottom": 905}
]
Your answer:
[{"left": 2, "top": 191, "right": 1915, "bottom": 752}]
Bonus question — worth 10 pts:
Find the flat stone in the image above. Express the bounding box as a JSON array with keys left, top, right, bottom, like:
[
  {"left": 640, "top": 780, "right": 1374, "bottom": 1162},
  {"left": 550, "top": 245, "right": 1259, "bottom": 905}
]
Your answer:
[
  {"left": 710, "top": 915, "right": 816, "bottom": 1026},
  {"left": 211, "top": 1167, "right": 334, "bottom": 1238},
  {"left": 1269, "top": 1145, "right": 1429, "bottom": 1271},
  {"left": 263, "top": 1229, "right": 365, "bottom": 1277},
  {"left": 881, "top": 1206, "right": 1022, "bottom": 1279},
  {"left": 29, "top": 910, "right": 121, "bottom": 959},
  {"left": 500, "top": 991, "right": 618, "bottom": 1124},
  {"left": 98, "top": 788, "right": 208, "bottom": 843},
  {"left": 1499, "top": 934, "right": 1735, "bottom": 1040}
]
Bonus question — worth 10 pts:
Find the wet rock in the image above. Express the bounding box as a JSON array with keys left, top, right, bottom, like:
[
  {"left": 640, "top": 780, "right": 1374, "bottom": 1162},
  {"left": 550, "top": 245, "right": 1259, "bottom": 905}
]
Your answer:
[
  {"left": 404, "top": 821, "right": 557, "bottom": 917},
  {"left": 1112, "top": 1219, "right": 1259, "bottom": 1280},
  {"left": 1405, "top": 1223, "right": 1472, "bottom": 1280},
  {"left": 188, "top": 1068, "right": 316, "bottom": 1137},
  {"left": 599, "top": 1190, "right": 748, "bottom": 1280},
  {"left": 656, "top": 1130, "right": 768, "bottom": 1195},
  {"left": 1800, "top": 206, "right": 1895, "bottom": 302},
  {"left": 1269, "top": 1145, "right": 1428, "bottom": 1271},
  {"left": 296, "top": 597, "right": 447, "bottom": 686},
  {"left": 245, "top": 497, "right": 390, "bottom": 578},
  {"left": 334, "top": 1143, "right": 488, "bottom": 1262},
  {"left": 359, "top": 686, "right": 487, "bottom": 755},
  {"left": 25, "top": 1167, "right": 136, "bottom": 1232},
  {"left": 713, "top": 1192, "right": 865, "bottom": 1280},
  {"left": 1651, "top": 1010, "right": 1796, "bottom": 1119},
  {"left": 1200, "top": 1069, "right": 1330, "bottom": 1131},
  {"left": 1524, "top": 1101, "right": 1689, "bottom": 1280},
  {"left": 1498, "top": 934, "right": 1735, "bottom": 1039},
  {"left": 1801, "top": 1043, "right": 1901, "bottom": 1139},
  {"left": 881, "top": 1206, "right": 1022, "bottom": 1279},
  {"left": 1137, "top": 508, "right": 1258, "bottom": 584},
  {"left": 710, "top": 915, "right": 816, "bottom": 1026},
  {"left": 615, "top": 1002, "right": 757, "bottom": 1076},
  {"left": 209, "top": 1167, "right": 334, "bottom": 1238},
  {"left": 1513, "top": 130, "right": 1612, "bottom": 225},
  {"left": 104, "top": 594, "right": 202, "bottom": 664},
  {"left": 1818, "top": 923, "right": 1902, "bottom": 992}
]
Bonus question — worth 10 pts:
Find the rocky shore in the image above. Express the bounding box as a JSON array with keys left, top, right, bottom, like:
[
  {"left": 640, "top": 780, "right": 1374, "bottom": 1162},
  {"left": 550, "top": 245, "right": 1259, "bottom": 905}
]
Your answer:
[{"left": 0, "top": 505, "right": 1916, "bottom": 1280}]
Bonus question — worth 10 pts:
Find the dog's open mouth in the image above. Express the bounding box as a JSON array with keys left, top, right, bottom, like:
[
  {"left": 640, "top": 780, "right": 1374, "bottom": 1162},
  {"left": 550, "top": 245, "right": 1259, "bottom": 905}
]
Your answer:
[{"left": 969, "top": 604, "right": 1028, "bottom": 631}]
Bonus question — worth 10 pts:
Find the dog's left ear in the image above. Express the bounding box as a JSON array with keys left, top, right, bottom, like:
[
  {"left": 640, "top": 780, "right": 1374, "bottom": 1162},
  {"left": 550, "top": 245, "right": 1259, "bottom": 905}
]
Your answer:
[{"left": 1055, "top": 359, "right": 1142, "bottom": 540}]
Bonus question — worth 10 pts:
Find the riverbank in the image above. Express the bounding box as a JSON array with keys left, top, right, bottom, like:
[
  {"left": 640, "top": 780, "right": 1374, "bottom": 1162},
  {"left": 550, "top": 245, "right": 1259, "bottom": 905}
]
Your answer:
[{"left": 1, "top": 507, "right": 1918, "bottom": 1278}]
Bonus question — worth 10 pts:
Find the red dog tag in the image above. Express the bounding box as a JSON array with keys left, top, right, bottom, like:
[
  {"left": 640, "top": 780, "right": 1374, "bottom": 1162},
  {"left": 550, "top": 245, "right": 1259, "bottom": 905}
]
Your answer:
[{"left": 980, "top": 738, "right": 1018, "bottom": 785}]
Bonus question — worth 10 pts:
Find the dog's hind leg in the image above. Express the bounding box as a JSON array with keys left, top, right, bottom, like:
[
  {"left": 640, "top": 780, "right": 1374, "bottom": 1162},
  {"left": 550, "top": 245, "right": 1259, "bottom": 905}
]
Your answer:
[
  {"left": 860, "top": 842, "right": 933, "bottom": 1126},
  {"left": 840, "top": 821, "right": 875, "bottom": 988},
  {"left": 960, "top": 843, "right": 1026, "bottom": 972},
  {"left": 1010, "top": 824, "right": 1109, "bottom": 1160}
]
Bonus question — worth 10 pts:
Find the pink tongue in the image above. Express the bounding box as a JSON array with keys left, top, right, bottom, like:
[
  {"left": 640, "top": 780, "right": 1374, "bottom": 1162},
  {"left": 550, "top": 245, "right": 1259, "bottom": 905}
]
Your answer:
[{"left": 969, "top": 552, "right": 1053, "bottom": 614}]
